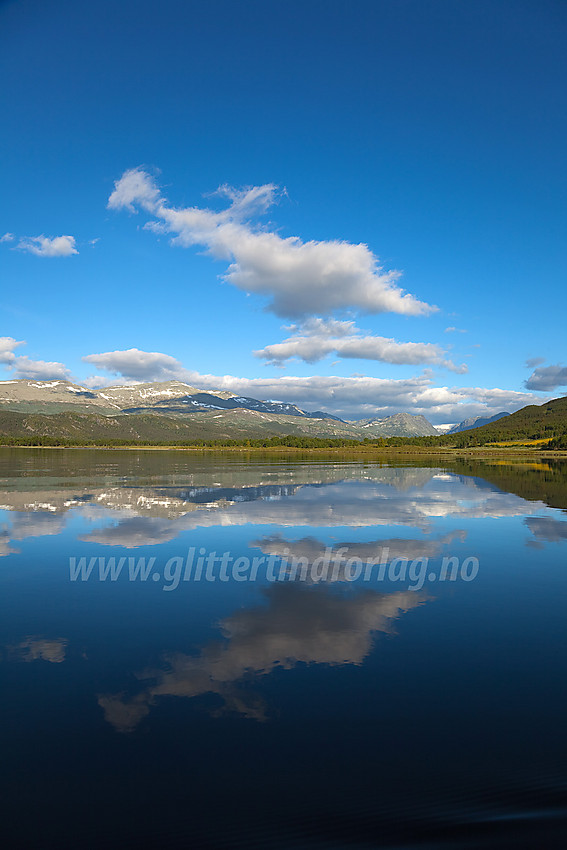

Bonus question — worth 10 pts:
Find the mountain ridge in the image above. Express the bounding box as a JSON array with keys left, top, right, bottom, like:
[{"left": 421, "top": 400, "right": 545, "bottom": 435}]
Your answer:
[
  {"left": 448, "top": 411, "right": 510, "bottom": 434},
  {"left": 0, "top": 379, "right": 438, "bottom": 438},
  {"left": 356, "top": 412, "right": 438, "bottom": 437}
]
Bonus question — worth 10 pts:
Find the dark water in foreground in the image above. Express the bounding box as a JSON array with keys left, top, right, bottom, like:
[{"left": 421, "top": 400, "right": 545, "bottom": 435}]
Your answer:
[{"left": 1, "top": 449, "right": 566, "bottom": 849}]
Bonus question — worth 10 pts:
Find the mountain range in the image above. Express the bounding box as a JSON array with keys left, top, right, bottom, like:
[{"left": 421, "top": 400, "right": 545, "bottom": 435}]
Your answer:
[
  {"left": 448, "top": 412, "right": 510, "bottom": 434},
  {"left": 1, "top": 379, "right": 565, "bottom": 447},
  {"left": 0, "top": 379, "right": 438, "bottom": 440}
]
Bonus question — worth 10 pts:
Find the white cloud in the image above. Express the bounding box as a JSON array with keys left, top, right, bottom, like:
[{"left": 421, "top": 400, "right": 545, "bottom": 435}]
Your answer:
[
  {"left": 525, "top": 363, "right": 567, "bottom": 391},
  {"left": 0, "top": 232, "right": 15, "bottom": 243},
  {"left": 12, "top": 356, "right": 72, "bottom": 380},
  {"left": 108, "top": 167, "right": 436, "bottom": 319},
  {"left": 0, "top": 337, "right": 25, "bottom": 365},
  {"left": 82, "top": 374, "right": 132, "bottom": 389},
  {"left": 107, "top": 167, "right": 162, "bottom": 212},
  {"left": 444, "top": 326, "right": 467, "bottom": 333},
  {"left": 82, "top": 348, "right": 187, "bottom": 382},
  {"left": 0, "top": 338, "right": 71, "bottom": 381},
  {"left": 254, "top": 317, "right": 467, "bottom": 372},
  {"left": 182, "top": 370, "right": 545, "bottom": 421},
  {"left": 82, "top": 345, "right": 547, "bottom": 421},
  {"left": 17, "top": 234, "right": 78, "bottom": 257}
]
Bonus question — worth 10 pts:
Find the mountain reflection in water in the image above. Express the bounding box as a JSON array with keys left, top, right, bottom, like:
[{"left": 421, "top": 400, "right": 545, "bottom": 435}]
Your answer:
[{"left": 1, "top": 449, "right": 567, "bottom": 848}]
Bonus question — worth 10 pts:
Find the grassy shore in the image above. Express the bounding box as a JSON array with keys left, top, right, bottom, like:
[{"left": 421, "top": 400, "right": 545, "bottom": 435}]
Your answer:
[{"left": 2, "top": 443, "right": 567, "bottom": 458}]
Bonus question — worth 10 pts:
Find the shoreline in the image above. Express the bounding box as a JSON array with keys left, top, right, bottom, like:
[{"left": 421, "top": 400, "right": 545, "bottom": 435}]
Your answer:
[{"left": 2, "top": 444, "right": 567, "bottom": 459}]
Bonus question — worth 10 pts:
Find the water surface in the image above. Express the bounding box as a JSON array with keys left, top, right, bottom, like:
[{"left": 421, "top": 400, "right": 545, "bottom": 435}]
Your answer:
[{"left": 1, "top": 449, "right": 566, "bottom": 848}]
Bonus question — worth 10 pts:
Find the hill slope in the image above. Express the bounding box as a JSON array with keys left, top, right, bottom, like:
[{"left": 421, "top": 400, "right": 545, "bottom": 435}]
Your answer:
[
  {"left": 449, "top": 396, "right": 567, "bottom": 444},
  {"left": 0, "top": 409, "right": 362, "bottom": 443}
]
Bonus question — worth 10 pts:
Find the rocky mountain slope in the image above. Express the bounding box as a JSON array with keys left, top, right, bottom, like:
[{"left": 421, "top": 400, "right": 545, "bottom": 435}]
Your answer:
[
  {"left": 0, "top": 380, "right": 207, "bottom": 414},
  {"left": 0, "top": 379, "right": 438, "bottom": 439},
  {"left": 355, "top": 412, "right": 439, "bottom": 437},
  {"left": 448, "top": 411, "right": 509, "bottom": 434}
]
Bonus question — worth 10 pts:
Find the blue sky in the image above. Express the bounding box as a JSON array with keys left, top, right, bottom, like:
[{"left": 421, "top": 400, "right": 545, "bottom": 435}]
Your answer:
[{"left": 1, "top": 0, "right": 566, "bottom": 423}]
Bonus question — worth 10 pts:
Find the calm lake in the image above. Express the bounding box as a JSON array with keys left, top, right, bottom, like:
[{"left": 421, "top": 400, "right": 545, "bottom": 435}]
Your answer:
[{"left": 1, "top": 448, "right": 566, "bottom": 848}]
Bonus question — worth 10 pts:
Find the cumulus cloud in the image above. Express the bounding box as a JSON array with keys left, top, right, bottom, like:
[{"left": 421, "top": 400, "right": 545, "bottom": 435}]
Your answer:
[
  {"left": 185, "top": 370, "right": 546, "bottom": 422},
  {"left": 254, "top": 317, "right": 467, "bottom": 372},
  {"left": 0, "top": 232, "right": 15, "bottom": 243},
  {"left": 82, "top": 348, "right": 186, "bottom": 382},
  {"left": 0, "top": 338, "right": 72, "bottom": 381},
  {"left": 16, "top": 234, "right": 78, "bottom": 257},
  {"left": 0, "top": 336, "right": 25, "bottom": 365},
  {"left": 82, "top": 345, "right": 548, "bottom": 421},
  {"left": 108, "top": 167, "right": 436, "bottom": 319},
  {"left": 107, "top": 166, "right": 162, "bottom": 212},
  {"left": 11, "top": 356, "right": 72, "bottom": 381},
  {"left": 525, "top": 363, "right": 567, "bottom": 391}
]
